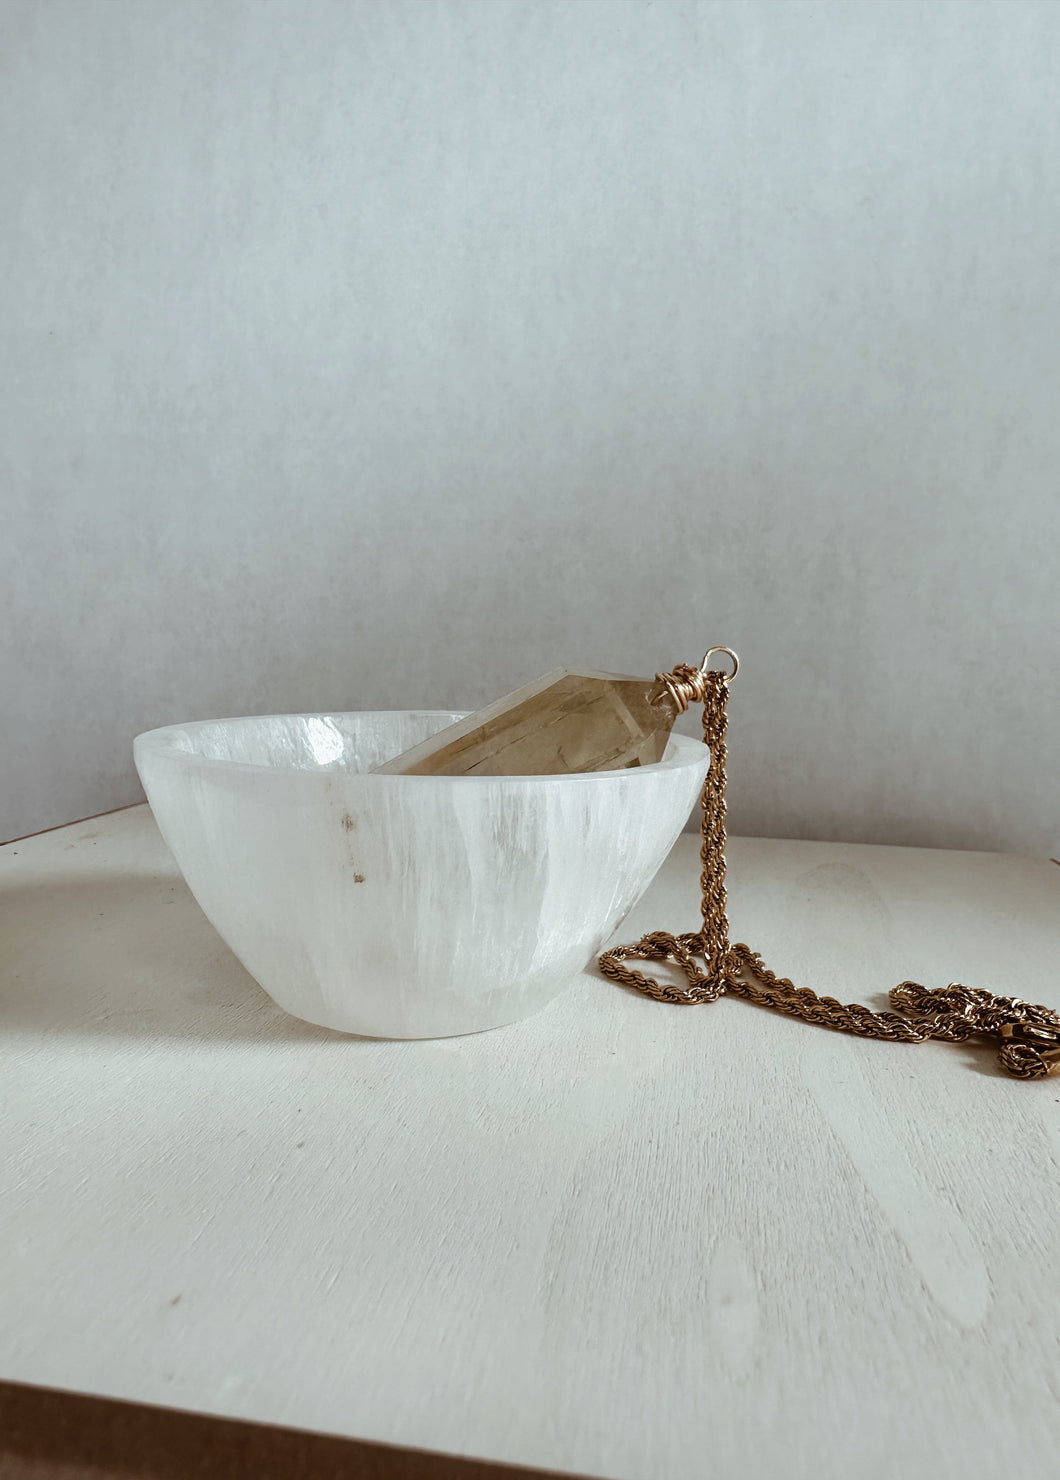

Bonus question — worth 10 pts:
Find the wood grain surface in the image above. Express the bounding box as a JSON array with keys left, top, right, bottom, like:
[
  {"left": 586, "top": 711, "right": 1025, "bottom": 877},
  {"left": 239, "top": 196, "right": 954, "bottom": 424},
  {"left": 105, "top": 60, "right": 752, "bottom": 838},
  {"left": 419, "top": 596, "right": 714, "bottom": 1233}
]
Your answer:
[{"left": 2, "top": 807, "right": 1059, "bottom": 1480}]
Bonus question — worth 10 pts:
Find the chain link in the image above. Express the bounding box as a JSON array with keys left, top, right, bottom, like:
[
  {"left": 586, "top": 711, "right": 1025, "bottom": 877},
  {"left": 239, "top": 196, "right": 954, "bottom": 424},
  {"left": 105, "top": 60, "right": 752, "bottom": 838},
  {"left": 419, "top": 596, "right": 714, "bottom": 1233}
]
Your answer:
[{"left": 598, "top": 664, "right": 1060, "bottom": 1079}]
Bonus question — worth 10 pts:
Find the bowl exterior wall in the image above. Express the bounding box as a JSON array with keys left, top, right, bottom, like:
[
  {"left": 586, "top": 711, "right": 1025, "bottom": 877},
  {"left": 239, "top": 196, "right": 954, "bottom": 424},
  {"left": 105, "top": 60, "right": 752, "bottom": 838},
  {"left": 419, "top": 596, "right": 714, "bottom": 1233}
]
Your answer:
[{"left": 136, "top": 713, "right": 708, "bottom": 1037}]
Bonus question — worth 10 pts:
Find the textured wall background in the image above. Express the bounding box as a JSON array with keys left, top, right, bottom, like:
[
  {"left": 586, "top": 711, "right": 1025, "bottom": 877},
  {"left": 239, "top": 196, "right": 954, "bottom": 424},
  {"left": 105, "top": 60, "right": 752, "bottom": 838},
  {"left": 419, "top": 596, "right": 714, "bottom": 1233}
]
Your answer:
[{"left": 3, "top": 0, "right": 1058, "bottom": 851}]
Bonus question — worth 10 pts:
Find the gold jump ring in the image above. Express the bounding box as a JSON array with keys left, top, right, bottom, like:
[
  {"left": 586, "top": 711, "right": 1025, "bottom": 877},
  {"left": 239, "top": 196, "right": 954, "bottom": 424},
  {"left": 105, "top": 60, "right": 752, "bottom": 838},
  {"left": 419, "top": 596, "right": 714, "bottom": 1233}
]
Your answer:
[{"left": 700, "top": 646, "right": 739, "bottom": 681}]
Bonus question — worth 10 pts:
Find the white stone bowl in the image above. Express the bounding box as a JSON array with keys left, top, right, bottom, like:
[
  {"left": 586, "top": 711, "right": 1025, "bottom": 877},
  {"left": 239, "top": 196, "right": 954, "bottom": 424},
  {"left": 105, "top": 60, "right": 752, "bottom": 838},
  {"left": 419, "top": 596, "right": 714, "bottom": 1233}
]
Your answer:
[{"left": 134, "top": 711, "right": 709, "bottom": 1038}]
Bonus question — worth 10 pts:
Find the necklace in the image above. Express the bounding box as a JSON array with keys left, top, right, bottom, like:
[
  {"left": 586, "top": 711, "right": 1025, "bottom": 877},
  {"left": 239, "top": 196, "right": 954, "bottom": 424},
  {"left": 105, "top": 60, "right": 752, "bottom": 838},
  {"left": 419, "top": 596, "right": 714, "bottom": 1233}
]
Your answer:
[{"left": 599, "top": 648, "right": 1060, "bottom": 1081}]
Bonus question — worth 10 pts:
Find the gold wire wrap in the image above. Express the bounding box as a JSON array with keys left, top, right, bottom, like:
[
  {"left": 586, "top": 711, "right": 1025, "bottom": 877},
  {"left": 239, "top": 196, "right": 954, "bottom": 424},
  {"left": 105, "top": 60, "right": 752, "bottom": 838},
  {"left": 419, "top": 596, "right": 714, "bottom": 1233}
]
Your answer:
[
  {"left": 599, "top": 655, "right": 1060, "bottom": 1080},
  {"left": 650, "top": 663, "right": 711, "bottom": 715}
]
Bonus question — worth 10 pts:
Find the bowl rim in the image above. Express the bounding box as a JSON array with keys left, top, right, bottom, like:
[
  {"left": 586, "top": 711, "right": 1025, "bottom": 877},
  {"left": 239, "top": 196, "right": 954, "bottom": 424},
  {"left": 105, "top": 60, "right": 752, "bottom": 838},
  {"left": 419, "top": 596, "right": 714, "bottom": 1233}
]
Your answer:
[{"left": 133, "top": 711, "right": 710, "bottom": 783}]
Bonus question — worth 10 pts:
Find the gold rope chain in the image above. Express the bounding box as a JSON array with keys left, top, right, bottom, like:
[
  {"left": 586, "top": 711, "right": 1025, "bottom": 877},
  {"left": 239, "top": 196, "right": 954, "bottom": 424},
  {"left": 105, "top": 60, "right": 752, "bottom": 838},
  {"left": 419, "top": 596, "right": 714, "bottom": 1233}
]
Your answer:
[{"left": 598, "top": 650, "right": 1060, "bottom": 1080}]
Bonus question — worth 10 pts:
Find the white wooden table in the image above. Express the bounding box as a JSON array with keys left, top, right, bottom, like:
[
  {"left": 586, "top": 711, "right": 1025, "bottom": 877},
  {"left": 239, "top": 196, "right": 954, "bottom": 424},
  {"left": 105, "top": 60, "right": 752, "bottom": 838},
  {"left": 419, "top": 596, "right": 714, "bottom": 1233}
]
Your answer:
[{"left": 3, "top": 806, "right": 1059, "bottom": 1479}]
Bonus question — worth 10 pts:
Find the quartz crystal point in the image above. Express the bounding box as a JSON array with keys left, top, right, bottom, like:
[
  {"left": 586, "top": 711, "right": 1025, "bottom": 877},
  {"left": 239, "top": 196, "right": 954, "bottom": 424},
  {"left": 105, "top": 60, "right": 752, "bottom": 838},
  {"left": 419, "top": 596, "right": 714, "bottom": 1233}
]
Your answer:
[{"left": 373, "top": 669, "right": 679, "bottom": 776}]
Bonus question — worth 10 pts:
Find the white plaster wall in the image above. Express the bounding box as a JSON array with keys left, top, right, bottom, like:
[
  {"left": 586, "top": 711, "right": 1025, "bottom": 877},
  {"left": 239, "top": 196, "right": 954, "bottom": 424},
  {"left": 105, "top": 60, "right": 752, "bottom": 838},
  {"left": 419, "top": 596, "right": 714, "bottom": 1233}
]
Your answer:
[{"left": 2, "top": 0, "right": 1058, "bottom": 852}]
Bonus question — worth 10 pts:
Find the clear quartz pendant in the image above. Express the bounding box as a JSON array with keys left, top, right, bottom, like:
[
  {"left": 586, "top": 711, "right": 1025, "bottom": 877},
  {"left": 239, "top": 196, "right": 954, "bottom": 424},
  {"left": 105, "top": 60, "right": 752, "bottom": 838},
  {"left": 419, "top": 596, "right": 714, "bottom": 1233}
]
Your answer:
[{"left": 374, "top": 669, "right": 680, "bottom": 777}]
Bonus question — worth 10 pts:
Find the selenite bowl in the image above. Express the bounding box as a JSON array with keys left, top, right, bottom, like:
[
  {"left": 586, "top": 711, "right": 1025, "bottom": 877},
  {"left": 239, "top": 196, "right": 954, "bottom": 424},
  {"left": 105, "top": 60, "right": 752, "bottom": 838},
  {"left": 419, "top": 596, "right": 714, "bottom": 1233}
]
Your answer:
[{"left": 134, "top": 711, "right": 709, "bottom": 1038}]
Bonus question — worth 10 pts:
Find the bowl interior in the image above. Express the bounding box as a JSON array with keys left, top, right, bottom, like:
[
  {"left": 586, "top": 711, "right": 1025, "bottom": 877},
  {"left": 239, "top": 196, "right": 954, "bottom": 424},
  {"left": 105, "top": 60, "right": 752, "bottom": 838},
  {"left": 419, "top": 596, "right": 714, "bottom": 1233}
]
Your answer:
[
  {"left": 137, "top": 711, "right": 469, "bottom": 776},
  {"left": 136, "top": 711, "right": 707, "bottom": 779}
]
